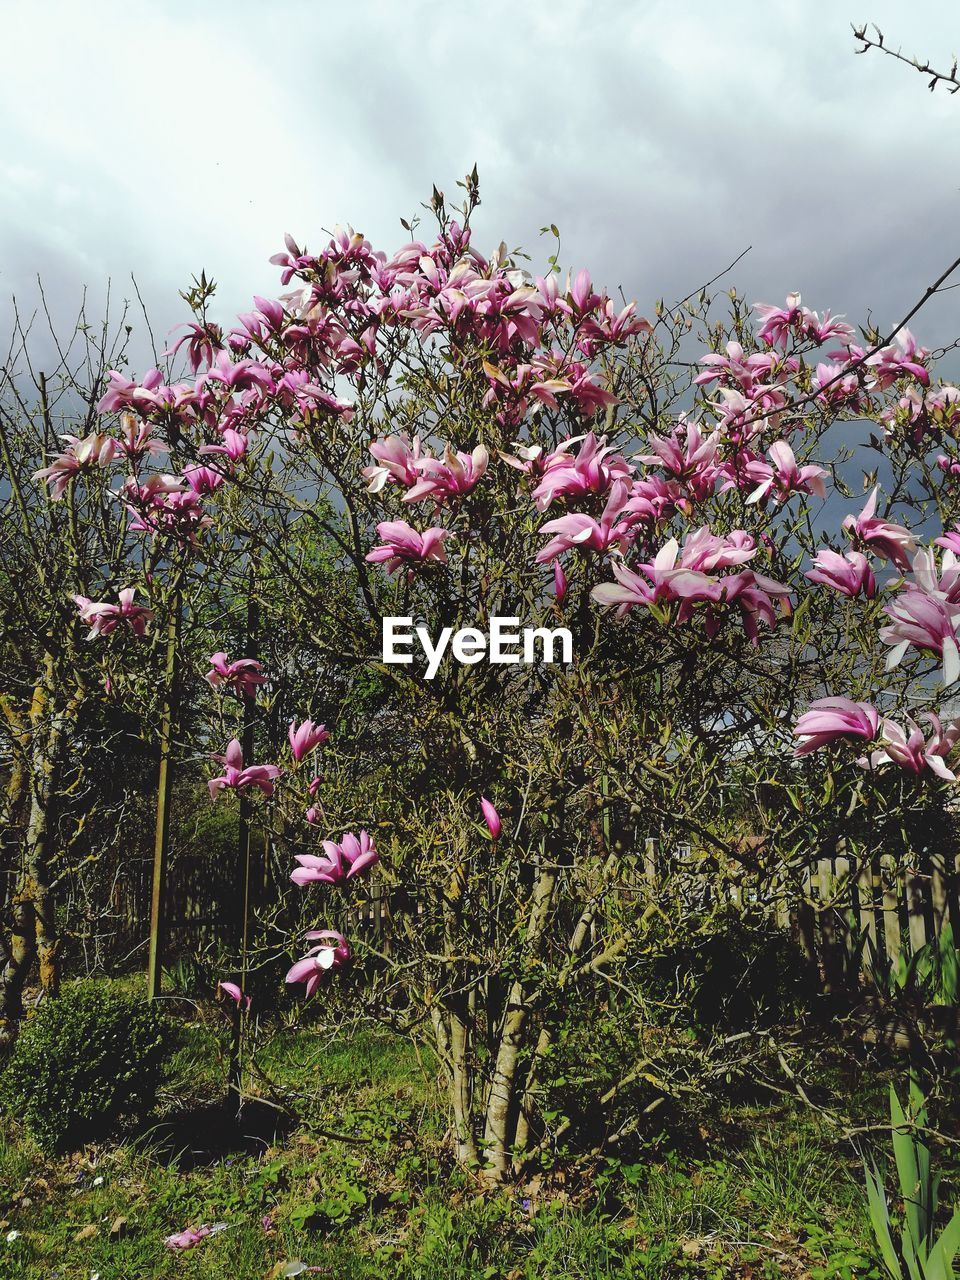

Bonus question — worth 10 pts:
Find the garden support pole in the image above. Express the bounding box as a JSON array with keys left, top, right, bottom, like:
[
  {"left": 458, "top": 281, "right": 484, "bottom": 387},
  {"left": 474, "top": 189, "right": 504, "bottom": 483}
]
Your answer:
[
  {"left": 147, "top": 596, "right": 180, "bottom": 1001},
  {"left": 229, "top": 573, "right": 258, "bottom": 1102}
]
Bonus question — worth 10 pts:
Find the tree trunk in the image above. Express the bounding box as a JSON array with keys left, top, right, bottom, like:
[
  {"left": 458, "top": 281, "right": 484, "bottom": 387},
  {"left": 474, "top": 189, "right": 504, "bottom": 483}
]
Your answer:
[
  {"left": 0, "top": 674, "right": 75, "bottom": 1042},
  {"left": 481, "top": 864, "right": 558, "bottom": 1184}
]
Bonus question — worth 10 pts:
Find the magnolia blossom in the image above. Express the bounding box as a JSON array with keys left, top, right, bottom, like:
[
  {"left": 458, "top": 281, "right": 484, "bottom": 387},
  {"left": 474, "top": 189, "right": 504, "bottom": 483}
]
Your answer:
[
  {"left": 880, "top": 585, "right": 960, "bottom": 686},
  {"left": 362, "top": 434, "right": 424, "bottom": 492},
  {"left": 34, "top": 433, "right": 118, "bottom": 499},
  {"left": 403, "top": 443, "right": 488, "bottom": 506},
  {"left": 745, "top": 441, "right": 827, "bottom": 506},
  {"left": 199, "top": 426, "right": 249, "bottom": 463},
  {"left": 480, "top": 797, "right": 501, "bottom": 839},
  {"left": 865, "top": 328, "right": 930, "bottom": 390},
  {"left": 935, "top": 527, "right": 960, "bottom": 556},
  {"left": 205, "top": 652, "right": 266, "bottom": 698},
  {"left": 590, "top": 527, "right": 758, "bottom": 613},
  {"left": 531, "top": 432, "right": 632, "bottom": 510},
  {"left": 365, "top": 520, "right": 450, "bottom": 575},
  {"left": 637, "top": 420, "right": 719, "bottom": 502},
  {"left": 591, "top": 530, "right": 786, "bottom": 642},
  {"left": 536, "top": 481, "right": 633, "bottom": 563},
  {"left": 804, "top": 549, "right": 876, "bottom": 599},
  {"left": 208, "top": 739, "right": 281, "bottom": 799},
  {"left": 73, "top": 588, "right": 153, "bottom": 639},
  {"left": 288, "top": 719, "right": 329, "bottom": 762},
  {"left": 164, "top": 1224, "right": 229, "bottom": 1251},
  {"left": 217, "top": 981, "right": 251, "bottom": 1011},
  {"left": 290, "top": 831, "right": 377, "bottom": 886},
  {"left": 863, "top": 712, "right": 960, "bottom": 780},
  {"left": 117, "top": 412, "right": 168, "bottom": 459},
  {"left": 183, "top": 464, "right": 226, "bottom": 495},
  {"left": 793, "top": 698, "right": 879, "bottom": 756},
  {"left": 285, "top": 930, "right": 351, "bottom": 996},
  {"left": 842, "top": 487, "right": 916, "bottom": 571},
  {"left": 753, "top": 293, "right": 803, "bottom": 348},
  {"left": 125, "top": 489, "right": 212, "bottom": 543},
  {"left": 814, "top": 361, "right": 861, "bottom": 408}
]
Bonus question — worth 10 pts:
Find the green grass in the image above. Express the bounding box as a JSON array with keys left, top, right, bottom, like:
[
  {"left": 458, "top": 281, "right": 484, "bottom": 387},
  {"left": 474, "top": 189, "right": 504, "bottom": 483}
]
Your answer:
[{"left": 0, "top": 984, "right": 890, "bottom": 1280}]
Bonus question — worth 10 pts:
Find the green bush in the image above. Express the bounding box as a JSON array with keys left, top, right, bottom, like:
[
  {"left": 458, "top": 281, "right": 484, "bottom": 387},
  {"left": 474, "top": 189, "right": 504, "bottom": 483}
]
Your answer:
[{"left": 1, "top": 983, "right": 177, "bottom": 1151}]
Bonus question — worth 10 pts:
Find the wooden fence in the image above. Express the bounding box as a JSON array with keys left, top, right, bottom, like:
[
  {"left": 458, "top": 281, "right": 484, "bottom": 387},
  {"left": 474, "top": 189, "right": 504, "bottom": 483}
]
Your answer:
[
  {"left": 641, "top": 837, "right": 960, "bottom": 993},
  {"left": 93, "top": 837, "right": 959, "bottom": 994},
  {"left": 105, "top": 849, "right": 245, "bottom": 958}
]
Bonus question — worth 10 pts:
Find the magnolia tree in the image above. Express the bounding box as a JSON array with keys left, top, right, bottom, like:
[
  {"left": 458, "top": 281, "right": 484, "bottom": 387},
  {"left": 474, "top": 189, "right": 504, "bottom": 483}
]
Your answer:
[
  {"left": 72, "top": 176, "right": 960, "bottom": 1180},
  {"left": 0, "top": 296, "right": 272, "bottom": 1038},
  {"left": 0, "top": 302, "right": 179, "bottom": 1035}
]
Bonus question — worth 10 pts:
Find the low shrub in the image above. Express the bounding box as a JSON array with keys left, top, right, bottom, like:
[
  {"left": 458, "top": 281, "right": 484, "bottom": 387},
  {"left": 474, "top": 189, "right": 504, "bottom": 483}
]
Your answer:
[{"left": 1, "top": 983, "right": 177, "bottom": 1151}]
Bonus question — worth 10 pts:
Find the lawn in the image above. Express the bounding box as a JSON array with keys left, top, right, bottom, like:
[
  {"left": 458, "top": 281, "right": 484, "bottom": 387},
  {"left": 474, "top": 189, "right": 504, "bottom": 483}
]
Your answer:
[{"left": 0, "top": 979, "right": 910, "bottom": 1280}]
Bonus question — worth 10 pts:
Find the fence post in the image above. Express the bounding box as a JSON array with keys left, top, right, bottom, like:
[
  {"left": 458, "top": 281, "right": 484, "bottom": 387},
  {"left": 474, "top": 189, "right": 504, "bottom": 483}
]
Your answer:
[
  {"left": 147, "top": 593, "right": 179, "bottom": 1001},
  {"left": 880, "top": 853, "right": 902, "bottom": 967}
]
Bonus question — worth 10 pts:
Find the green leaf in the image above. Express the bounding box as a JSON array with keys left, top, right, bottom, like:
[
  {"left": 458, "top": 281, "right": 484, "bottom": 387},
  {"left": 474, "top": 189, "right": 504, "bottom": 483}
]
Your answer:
[{"left": 863, "top": 1160, "right": 902, "bottom": 1280}]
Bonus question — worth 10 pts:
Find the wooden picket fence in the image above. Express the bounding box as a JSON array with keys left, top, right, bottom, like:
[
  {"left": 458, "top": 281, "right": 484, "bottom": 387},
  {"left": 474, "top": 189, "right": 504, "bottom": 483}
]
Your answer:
[
  {"left": 91, "top": 835, "right": 959, "bottom": 995},
  {"left": 105, "top": 850, "right": 245, "bottom": 957},
  {"left": 640, "top": 837, "right": 960, "bottom": 994}
]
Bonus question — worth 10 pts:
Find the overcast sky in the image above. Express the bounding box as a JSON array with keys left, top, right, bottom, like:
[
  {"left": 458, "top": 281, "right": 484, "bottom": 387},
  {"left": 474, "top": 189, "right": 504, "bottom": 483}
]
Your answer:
[{"left": 1, "top": 0, "right": 958, "bottom": 366}]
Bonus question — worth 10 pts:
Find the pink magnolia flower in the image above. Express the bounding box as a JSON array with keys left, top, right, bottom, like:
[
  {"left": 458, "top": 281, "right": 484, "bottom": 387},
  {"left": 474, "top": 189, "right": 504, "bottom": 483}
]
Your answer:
[
  {"left": 285, "top": 930, "right": 351, "bottom": 996},
  {"left": 745, "top": 441, "right": 827, "bottom": 506},
  {"left": 98, "top": 367, "right": 197, "bottom": 417},
  {"left": 814, "top": 361, "right": 861, "bottom": 408},
  {"left": 753, "top": 292, "right": 803, "bottom": 348},
  {"left": 125, "top": 489, "right": 212, "bottom": 543},
  {"left": 205, "top": 652, "right": 266, "bottom": 698},
  {"left": 804, "top": 549, "right": 876, "bottom": 599},
  {"left": 288, "top": 719, "right": 330, "bottom": 762},
  {"left": 865, "top": 328, "right": 930, "bottom": 390},
  {"left": 679, "top": 527, "right": 758, "bottom": 573},
  {"left": 362, "top": 434, "right": 425, "bottom": 492},
  {"left": 801, "top": 309, "right": 856, "bottom": 346},
  {"left": 864, "top": 712, "right": 960, "bottom": 780},
  {"left": 165, "top": 320, "right": 225, "bottom": 372},
  {"left": 480, "top": 797, "right": 501, "bottom": 839},
  {"left": 365, "top": 520, "right": 450, "bottom": 575},
  {"left": 403, "top": 443, "right": 489, "bottom": 506},
  {"left": 553, "top": 561, "right": 568, "bottom": 603},
  {"left": 164, "top": 1223, "right": 229, "bottom": 1251},
  {"left": 199, "top": 426, "right": 249, "bottom": 463},
  {"left": 905, "top": 546, "right": 960, "bottom": 604},
  {"left": 217, "top": 981, "right": 251, "bottom": 1011},
  {"left": 34, "top": 433, "right": 118, "bottom": 499},
  {"left": 793, "top": 698, "right": 879, "bottom": 756},
  {"left": 208, "top": 739, "right": 281, "bottom": 799},
  {"left": 709, "top": 570, "right": 792, "bottom": 646},
  {"left": 591, "top": 542, "right": 722, "bottom": 615},
  {"left": 531, "top": 432, "right": 633, "bottom": 511},
  {"left": 536, "top": 481, "right": 633, "bottom": 563},
  {"left": 73, "top": 587, "right": 153, "bottom": 639},
  {"left": 935, "top": 527, "right": 960, "bottom": 556},
  {"left": 183, "top": 464, "right": 226, "bottom": 495},
  {"left": 291, "top": 830, "right": 377, "bottom": 886},
  {"left": 116, "top": 412, "right": 168, "bottom": 460},
  {"left": 880, "top": 581, "right": 960, "bottom": 686},
  {"left": 842, "top": 487, "right": 916, "bottom": 571},
  {"left": 200, "top": 350, "right": 275, "bottom": 394},
  {"left": 637, "top": 419, "right": 720, "bottom": 502}
]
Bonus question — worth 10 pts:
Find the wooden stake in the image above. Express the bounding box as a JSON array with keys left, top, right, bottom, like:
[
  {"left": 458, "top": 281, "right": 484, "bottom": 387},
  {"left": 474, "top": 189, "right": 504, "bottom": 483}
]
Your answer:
[{"left": 147, "top": 594, "right": 180, "bottom": 1001}]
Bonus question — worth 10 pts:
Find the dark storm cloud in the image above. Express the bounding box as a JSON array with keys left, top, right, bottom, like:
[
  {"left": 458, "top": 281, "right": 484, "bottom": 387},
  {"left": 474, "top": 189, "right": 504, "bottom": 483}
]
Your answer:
[{"left": 0, "top": 0, "right": 957, "bottom": 360}]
